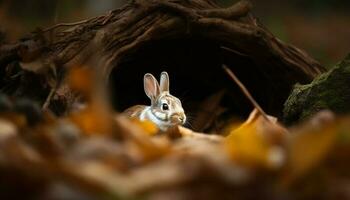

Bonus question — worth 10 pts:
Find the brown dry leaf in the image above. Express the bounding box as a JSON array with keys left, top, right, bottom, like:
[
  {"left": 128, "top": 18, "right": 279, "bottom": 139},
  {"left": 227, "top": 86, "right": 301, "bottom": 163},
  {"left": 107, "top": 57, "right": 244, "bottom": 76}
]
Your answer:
[
  {"left": 282, "top": 110, "right": 337, "bottom": 184},
  {"left": 67, "top": 66, "right": 114, "bottom": 136},
  {"left": 115, "top": 115, "right": 171, "bottom": 163},
  {"left": 224, "top": 109, "right": 287, "bottom": 169},
  {"left": 56, "top": 160, "right": 130, "bottom": 198},
  {"left": 169, "top": 126, "right": 224, "bottom": 143},
  {"left": 67, "top": 67, "right": 94, "bottom": 97},
  {"left": 69, "top": 102, "right": 114, "bottom": 136},
  {"left": 130, "top": 118, "right": 159, "bottom": 136},
  {"left": 0, "top": 113, "right": 27, "bottom": 128}
]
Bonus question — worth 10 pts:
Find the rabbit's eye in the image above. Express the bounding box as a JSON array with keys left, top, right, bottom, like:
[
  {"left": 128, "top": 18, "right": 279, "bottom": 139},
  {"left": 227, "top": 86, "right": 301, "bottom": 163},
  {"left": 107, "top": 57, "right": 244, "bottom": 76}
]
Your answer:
[{"left": 162, "top": 103, "right": 169, "bottom": 111}]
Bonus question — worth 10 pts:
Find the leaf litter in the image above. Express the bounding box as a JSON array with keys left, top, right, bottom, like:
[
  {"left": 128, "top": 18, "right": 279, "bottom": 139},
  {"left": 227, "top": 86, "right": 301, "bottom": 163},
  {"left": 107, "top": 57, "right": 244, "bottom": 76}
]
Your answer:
[{"left": 0, "top": 65, "right": 349, "bottom": 200}]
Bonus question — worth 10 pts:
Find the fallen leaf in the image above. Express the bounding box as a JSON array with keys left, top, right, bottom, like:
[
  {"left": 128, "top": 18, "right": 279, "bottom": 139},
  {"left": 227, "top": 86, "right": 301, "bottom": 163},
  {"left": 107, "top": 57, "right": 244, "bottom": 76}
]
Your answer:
[
  {"left": 130, "top": 118, "right": 159, "bottom": 136},
  {"left": 282, "top": 110, "right": 337, "bottom": 184},
  {"left": 69, "top": 102, "right": 114, "bottom": 136},
  {"left": 224, "top": 109, "right": 287, "bottom": 169},
  {"left": 115, "top": 115, "right": 171, "bottom": 163}
]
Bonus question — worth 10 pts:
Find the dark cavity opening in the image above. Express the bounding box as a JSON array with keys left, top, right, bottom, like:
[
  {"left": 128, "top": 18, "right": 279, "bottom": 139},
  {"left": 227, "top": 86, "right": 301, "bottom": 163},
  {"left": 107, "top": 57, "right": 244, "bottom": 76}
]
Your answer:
[{"left": 109, "top": 38, "right": 278, "bottom": 132}]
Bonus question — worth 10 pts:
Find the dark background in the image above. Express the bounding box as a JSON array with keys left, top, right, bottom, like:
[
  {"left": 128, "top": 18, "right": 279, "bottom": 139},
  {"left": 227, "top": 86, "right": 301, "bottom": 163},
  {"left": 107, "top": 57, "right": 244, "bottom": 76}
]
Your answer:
[{"left": 1, "top": 0, "right": 349, "bottom": 67}]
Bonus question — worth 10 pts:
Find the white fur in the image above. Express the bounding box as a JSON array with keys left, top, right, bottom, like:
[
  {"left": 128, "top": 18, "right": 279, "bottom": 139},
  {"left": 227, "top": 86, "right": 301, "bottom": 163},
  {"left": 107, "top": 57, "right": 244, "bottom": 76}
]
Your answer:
[{"left": 140, "top": 106, "right": 169, "bottom": 131}]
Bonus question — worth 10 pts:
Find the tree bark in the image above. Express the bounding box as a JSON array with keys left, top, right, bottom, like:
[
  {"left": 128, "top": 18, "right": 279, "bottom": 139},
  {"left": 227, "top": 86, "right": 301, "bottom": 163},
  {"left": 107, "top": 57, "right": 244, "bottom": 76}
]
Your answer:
[{"left": 0, "top": 0, "right": 325, "bottom": 129}]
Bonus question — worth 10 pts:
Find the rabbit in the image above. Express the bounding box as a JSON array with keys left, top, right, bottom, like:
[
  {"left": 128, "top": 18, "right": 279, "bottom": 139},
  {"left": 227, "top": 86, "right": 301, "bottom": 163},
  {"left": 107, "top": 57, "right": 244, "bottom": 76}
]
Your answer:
[{"left": 123, "top": 71, "right": 186, "bottom": 131}]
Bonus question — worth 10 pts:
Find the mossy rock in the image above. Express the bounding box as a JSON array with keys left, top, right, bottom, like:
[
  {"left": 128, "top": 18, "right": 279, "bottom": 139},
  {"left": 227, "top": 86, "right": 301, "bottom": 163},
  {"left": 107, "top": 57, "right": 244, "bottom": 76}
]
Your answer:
[{"left": 283, "top": 54, "right": 350, "bottom": 125}]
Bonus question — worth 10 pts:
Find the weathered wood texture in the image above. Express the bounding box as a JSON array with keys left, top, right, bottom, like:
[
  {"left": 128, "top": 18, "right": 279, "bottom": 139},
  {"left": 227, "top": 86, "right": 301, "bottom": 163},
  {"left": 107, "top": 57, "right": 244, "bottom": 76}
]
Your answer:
[{"left": 0, "top": 0, "right": 325, "bottom": 129}]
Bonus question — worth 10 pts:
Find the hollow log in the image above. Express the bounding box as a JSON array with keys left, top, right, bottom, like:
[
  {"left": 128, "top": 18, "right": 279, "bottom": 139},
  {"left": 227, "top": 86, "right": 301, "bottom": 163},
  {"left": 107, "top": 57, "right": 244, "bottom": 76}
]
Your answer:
[{"left": 0, "top": 0, "right": 324, "bottom": 131}]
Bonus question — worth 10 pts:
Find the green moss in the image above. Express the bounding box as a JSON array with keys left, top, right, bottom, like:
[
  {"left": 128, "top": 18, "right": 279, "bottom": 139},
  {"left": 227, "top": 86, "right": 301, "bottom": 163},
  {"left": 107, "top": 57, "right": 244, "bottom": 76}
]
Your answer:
[{"left": 283, "top": 54, "right": 350, "bottom": 125}]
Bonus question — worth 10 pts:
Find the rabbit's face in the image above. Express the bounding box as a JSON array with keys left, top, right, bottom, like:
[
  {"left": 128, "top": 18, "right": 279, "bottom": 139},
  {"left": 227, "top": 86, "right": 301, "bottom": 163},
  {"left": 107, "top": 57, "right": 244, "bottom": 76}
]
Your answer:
[{"left": 151, "top": 93, "right": 186, "bottom": 126}]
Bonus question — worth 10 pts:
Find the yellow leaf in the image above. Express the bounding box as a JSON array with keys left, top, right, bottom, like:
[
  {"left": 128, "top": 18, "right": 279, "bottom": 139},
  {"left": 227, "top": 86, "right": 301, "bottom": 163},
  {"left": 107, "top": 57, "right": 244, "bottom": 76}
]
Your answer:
[
  {"left": 224, "top": 109, "right": 287, "bottom": 169},
  {"left": 69, "top": 102, "right": 113, "bottom": 136},
  {"left": 282, "top": 110, "right": 337, "bottom": 184},
  {"left": 68, "top": 67, "right": 94, "bottom": 97},
  {"left": 115, "top": 116, "right": 170, "bottom": 163},
  {"left": 130, "top": 119, "right": 159, "bottom": 136}
]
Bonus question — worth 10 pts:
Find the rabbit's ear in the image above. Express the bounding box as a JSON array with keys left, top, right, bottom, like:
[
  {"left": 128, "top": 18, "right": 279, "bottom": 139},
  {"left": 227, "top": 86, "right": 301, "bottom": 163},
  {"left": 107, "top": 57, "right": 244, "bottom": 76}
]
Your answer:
[
  {"left": 160, "top": 71, "right": 169, "bottom": 92},
  {"left": 144, "top": 73, "right": 160, "bottom": 102}
]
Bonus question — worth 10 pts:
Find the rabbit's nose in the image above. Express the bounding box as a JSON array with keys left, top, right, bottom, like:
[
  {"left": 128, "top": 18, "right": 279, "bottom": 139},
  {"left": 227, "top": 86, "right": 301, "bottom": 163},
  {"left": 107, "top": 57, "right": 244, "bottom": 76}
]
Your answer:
[
  {"left": 178, "top": 115, "right": 186, "bottom": 124},
  {"left": 171, "top": 114, "right": 186, "bottom": 124}
]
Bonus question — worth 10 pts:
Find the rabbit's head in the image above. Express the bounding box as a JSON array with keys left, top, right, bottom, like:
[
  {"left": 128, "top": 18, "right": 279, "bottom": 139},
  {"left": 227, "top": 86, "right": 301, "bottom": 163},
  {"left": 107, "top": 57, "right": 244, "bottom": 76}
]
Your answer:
[{"left": 144, "top": 72, "right": 186, "bottom": 129}]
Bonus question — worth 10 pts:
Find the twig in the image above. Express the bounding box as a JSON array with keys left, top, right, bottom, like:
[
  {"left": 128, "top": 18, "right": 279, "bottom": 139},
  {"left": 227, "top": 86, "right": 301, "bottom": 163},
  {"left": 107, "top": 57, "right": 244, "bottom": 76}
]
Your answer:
[
  {"left": 42, "top": 65, "right": 59, "bottom": 110},
  {"left": 222, "top": 64, "right": 270, "bottom": 121},
  {"left": 42, "top": 86, "right": 56, "bottom": 110},
  {"left": 221, "top": 46, "right": 249, "bottom": 57}
]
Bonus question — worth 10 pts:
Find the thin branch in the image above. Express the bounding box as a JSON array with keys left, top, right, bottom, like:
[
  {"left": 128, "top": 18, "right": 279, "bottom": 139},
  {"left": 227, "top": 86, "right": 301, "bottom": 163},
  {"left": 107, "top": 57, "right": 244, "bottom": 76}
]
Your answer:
[
  {"left": 42, "top": 86, "right": 56, "bottom": 110},
  {"left": 222, "top": 64, "right": 270, "bottom": 121},
  {"left": 221, "top": 46, "right": 249, "bottom": 57}
]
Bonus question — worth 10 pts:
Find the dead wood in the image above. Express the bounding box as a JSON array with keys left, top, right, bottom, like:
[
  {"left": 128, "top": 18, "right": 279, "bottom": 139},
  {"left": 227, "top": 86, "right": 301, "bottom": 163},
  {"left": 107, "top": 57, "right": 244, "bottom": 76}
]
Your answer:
[{"left": 0, "top": 0, "right": 325, "bottom": 130}]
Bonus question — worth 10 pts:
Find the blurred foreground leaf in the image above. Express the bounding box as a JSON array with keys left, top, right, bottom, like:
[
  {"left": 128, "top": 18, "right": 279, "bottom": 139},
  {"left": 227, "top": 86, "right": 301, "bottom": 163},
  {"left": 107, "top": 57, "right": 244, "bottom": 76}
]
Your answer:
[
  {"left": 283, "top": 111, "right": 337, "bottom": 184},
  {"left": 225, "top": 109, "right": 287, "bottom": 169}
]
